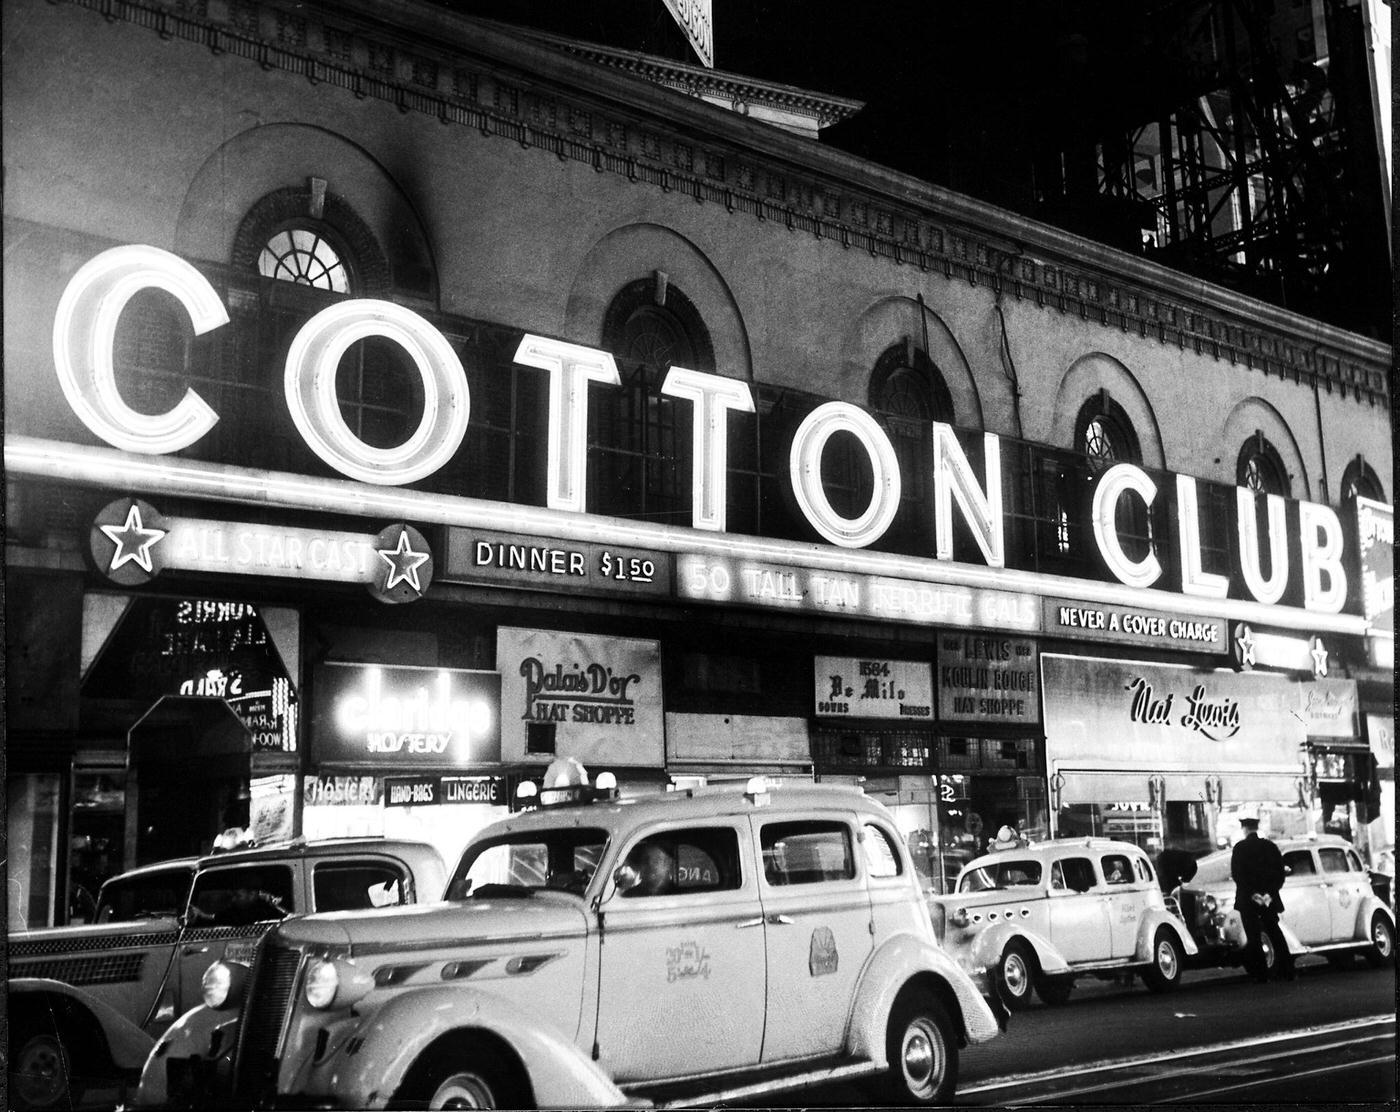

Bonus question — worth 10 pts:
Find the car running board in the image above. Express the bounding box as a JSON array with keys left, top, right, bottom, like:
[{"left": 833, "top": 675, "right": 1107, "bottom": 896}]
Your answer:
[{"left": 624, "top": 1055, "right": 880, "bottom": 1108}]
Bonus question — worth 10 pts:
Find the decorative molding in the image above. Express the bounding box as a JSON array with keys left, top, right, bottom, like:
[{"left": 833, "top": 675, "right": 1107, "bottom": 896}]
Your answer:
[{"left": 52, "top": 0, "right": 1391, "bottom": 407}]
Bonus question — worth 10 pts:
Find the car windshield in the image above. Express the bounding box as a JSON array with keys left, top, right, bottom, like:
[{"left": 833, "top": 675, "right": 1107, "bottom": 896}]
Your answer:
[
  {"left": 447, "top": 828, "right": 609, "bottom": 899},
  {"left": 94, "top": 868, "right": 195, "bottom": 922},
  {"left": 958, "top": 859, "right": 1043, "bottom": 892}
]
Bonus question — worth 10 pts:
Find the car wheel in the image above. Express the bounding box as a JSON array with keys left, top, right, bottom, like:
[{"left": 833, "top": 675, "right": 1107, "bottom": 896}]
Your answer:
[
  {"left": 1034, "top": 974, "right": 1074, "bottom": 1006},
  {"left": 997, "top": 940, "right": 1037, "bottom": 1010},
  {"left": 1259, "top": 930, "right": 1277, "bottom": 974},
  {"left": 428, "top": 1070, "right": 501, "bottom": 1110},
  {"left": 1141, "top": 928, "right": 1184, "bottom": 992},
  {"left": 8, "top": 1025, "right": 79, "bottom": 1111},
  {"left": 1364, "top": 913, "right": 1395, "bottom": 968},
  {"left": 877, "top": 989, "right": 958, "bottom": 1105}
]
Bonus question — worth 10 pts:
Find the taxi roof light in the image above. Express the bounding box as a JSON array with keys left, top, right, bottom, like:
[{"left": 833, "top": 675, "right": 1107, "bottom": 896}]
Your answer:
[{"left": 744, "top": 776, "right": 772, "bottom": 806}]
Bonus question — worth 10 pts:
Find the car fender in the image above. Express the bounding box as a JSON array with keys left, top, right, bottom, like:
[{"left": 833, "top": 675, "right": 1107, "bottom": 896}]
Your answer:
[
  {"left": 964, "top": 922, "right": 1072, "bottom": 980},
  {"left": 296, "top": 986, "right": 631, "bottom": 1109},
  {"left": 1345, "top": 894, "right": 1396, "bottom": 940},
  {"left": 1132, "top": 909, "right": 1199, "bottom": 961},
  {"left": 846, "top": 931, "right": 1002, "bottom": 1066},
  {"left": 135, "top": 1003, "right": 240, "bottom": 1107},
  {"left": 9, "top": 977, "right": 154, "bottom": 1071}
]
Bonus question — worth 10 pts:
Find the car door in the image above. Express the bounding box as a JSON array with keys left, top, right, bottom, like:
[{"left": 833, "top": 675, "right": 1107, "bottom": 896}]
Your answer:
[
  {"left": 172, "top": 862, "right": 296, "bottom": 1021},
  {"left": 753, "top": 815, "right": 873, "bottom": 1062},
  {"left": 1279, "top": 848, "right": 1329, "bottom": 944},
  {"left": 593, "top": 821, "right": 764, "bottom": 1082},
  {"left": 1046, "top": 856, "right": 1111, "bottom": 964},
  {"left": 1319, "top": 846, "right": 1369, "bottom": 941},
  {"left": 1098, "top": 850, "right": 1141, "bottom": 958}
]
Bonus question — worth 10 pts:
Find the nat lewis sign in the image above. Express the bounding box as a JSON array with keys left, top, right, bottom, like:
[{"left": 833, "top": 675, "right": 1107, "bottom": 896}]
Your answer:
[
  {"left": 311, "top": 663, "right": 501, "bottom": 769},
  {"left": 1042, "top": 596, "right": 1227, "bottom": 653},
  {"left": 23, "top": 243, "right": 1371, "bottom": 631}
]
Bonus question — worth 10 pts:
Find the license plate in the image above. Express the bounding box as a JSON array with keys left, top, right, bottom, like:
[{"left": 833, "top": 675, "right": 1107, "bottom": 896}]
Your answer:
[{"left": 224, "top": 938, "right": 259, "bottom": 966}]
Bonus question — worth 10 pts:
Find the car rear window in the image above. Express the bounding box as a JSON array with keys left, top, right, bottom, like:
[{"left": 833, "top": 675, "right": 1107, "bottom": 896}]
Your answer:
[
  {"left": 959, "top": 860, "right": 1042, "bottom": 892},
  {"left": 761, "top": 821, "right": 855, "bottom": 885},
  {"left": 1319, "top": 847, "right": 1351, "bottom": 874}
]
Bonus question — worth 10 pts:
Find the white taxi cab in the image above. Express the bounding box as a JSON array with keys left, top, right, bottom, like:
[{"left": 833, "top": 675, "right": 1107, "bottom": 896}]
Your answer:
[
  {"left": 1177, "top": 834, "right": 1395, "bottom": 973},
  {"left": 928, "top": 837, "right": 1197, "bottom": 1009},
  {"left": 138, "top": 762, "right": 1001, "bottom": 1109}
]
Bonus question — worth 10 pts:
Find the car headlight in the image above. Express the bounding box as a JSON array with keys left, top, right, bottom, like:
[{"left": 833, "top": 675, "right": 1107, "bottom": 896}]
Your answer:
[
  {"left": 305, "top": 958, "right": 341, "bottom": 1009},
  {"left": 202, "top": 961, "right": 248, "bottom": 1010}
]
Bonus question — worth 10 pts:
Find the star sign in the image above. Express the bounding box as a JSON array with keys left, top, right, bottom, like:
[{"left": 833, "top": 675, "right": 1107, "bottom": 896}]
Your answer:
[
  {"left": 100, "top": 504, "right": 166, "bottom": 574},
  {"left": 1310, "top": 638, "right": 1328, "bottom": 678},
  {"left": 1234, "top": 624, "right": 1255, "bottom": 670},
  {"left": 377, "top": 529, "right": 430, "bottom": 593}
]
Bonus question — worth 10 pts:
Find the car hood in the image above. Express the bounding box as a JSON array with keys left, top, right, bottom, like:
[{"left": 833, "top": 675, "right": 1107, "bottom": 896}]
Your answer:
[{"left": 272, "top": 892, "right": 590, "bottom": 951}]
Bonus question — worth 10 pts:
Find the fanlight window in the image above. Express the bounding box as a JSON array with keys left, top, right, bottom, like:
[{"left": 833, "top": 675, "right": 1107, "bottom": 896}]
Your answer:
[{"left": 258, "top": 227, "right": 349, "bottom": 292}]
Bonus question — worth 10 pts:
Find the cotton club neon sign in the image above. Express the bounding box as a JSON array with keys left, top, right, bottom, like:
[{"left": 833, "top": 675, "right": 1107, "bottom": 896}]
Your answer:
[{"left": 53, "top": 244, "right": 1349, "bottom": 614}]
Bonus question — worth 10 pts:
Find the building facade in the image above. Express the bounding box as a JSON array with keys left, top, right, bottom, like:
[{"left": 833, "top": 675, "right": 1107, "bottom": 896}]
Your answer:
[{"left": 5, "top": 0, "right": 1392, "bottom": 926}]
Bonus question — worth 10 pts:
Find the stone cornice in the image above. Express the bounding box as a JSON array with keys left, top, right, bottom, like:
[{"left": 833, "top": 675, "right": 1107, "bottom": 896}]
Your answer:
[
  {"left": 54, "top": 0, "right": 1390, "bottom": 406},
  {"left": 474, "top": 18, "right": 866, "bottom": 132}
]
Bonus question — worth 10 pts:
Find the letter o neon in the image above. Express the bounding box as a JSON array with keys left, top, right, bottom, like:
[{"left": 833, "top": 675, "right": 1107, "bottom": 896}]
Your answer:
[
  {"left": 284, "top": 300, "right": 469, "bottom": 485},
  {"left": 789, "top": 402, "right": 901, "bottom": 548}
]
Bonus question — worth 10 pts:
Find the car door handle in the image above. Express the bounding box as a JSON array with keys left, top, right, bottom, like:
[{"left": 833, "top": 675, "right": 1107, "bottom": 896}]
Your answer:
[
  {"left": 766, "top": 914, "right": 795, "bottom": 926},
  {"left": 736, "top": 917, "right": 765, "bottom": 929},
  {"left": 181, "top": 945, "right": 209, "bottom": 956}
]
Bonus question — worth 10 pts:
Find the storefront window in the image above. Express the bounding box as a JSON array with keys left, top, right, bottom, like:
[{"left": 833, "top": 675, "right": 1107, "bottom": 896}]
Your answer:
[
  {"left": 70, "top": 769, "right": 127, "bottom": 923},
  {"left": 8, "top": 774, "right": 62, "bottom": 929}
]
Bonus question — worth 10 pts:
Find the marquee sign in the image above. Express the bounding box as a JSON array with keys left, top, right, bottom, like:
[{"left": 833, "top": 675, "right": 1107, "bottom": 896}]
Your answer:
[
  {"left": 677, "top": 553, "right": 1040, "bottom": 631},
  {"left": 1042, "top": 596, "right": 1226, "bottom": 653},
  {"left": 310, "top": 663, "right": 501, "bottom": 769},
  {"left": 443, "top": 528, "right": 671, "bottom": 598},
  {"left": 89, "top": 498, "right": 433, "bottom": 602},
  {"left": 10, "top": 243, "right": 1378, "bottom": 636}
]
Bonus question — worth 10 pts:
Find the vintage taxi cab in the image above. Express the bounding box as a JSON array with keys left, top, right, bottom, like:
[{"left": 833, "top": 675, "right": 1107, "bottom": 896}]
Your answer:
[
  {"left": 1177, "top": 834, "right": 1396, "bottom": 973},
  {"left": 927, "top": 837, "right": 1197, "bottom": 1009},
  {"left": 138, "top": 763, "right": 1002, "bottom": 1109},
  {"left": 8, "top": 837, "right": 444, "bottom": 1111}
]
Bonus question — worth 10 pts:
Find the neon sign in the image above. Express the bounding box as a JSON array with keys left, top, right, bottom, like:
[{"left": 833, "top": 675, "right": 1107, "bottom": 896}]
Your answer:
[
  {"left": 89, "top": 497, "right": 432, "bottom": 603},
  {"left": 41, "top": 245, "right": 1365, "bottom": 620},
  {"left": 313, "top": 663, "right": 502, "bottom": 768}
]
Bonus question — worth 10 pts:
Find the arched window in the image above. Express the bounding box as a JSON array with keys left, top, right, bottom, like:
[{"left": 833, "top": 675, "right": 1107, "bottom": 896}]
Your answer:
[
  {"left": 257, "top": 225, "right": 350, "bottom": 292},
  {"left": 1074, "top": 392, "right": 1141, "bottom": 470},
  {"left": 865, "top": 342, "right": 955, "bottom": 554},
  {"left": 1062, "top": 392, "right": 1149, "bottom": 566},
  {"left": 595, "top": 274, "right": 717, "bottom": 523},
  {"left": 1236, "top": 433, "right": 1290, "bottom": 496},
  {"left": 229, "top": 185, "right": 420, "bottom": 466},
  {"left": 1339, "top": 456, "right": 1384, "bottom": 504}
]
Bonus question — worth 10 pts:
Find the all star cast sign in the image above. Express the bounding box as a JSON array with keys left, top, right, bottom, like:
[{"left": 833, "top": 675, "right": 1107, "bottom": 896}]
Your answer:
[
  {"left": 89, "top": 497, "right": 433, "bottom": 603},
  {"left": 496, "top": 627, "right": 664, "bottom": 767}
]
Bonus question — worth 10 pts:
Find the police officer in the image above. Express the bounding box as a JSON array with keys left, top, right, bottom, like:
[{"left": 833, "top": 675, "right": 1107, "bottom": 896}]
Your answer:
[{"left": 1230, "top": 816, "right": 1294, "bottom": 982}]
